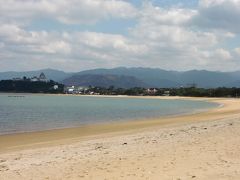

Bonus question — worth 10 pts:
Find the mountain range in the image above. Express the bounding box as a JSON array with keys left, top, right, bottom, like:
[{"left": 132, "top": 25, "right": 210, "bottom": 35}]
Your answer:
[
  {"left": 0, "top": 69, "right": 72, "bottom": 82},
  {"left": 62, "top": 74, "right": 147, "bottom": 88},
  {"left": 1, "top": 67, "right": 240, "bottom": 88}
]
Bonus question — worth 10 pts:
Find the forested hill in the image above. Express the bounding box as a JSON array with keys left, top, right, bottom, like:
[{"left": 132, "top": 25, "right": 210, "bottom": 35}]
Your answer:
[
  {"left": 62, "top": 74, "right": 148, "bottom": 88},
  {"left": 0, "top": 80, "right": 64, "bottom": 93}
]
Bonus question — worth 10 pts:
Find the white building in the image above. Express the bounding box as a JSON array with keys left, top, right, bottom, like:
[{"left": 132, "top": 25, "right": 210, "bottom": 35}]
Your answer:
[
  {"left": 31, "top": 76, "right": 39, "bottom": 82},
  {"left": 39, "top": 72, "right": 48, "bottom": 82},
  {"left": 146, "top": 88, "right": 158, "bottom": 95},
  {"left": 30, "top": 73, "right": 48, "bottom": 82},
  {"left": 53, "top": 85, "right": 59, "bottom": 90}
]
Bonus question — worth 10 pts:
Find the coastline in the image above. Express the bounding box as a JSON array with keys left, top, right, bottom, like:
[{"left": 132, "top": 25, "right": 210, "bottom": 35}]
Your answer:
[
  {"left": 0, "top": 95, "right": 219, "bottom": 136},
  {"left": 0, "top": 96, "right": 228, "bottom": 152},
  {"left": 1, "top": 97, "right": 240, "bottom": 179}
]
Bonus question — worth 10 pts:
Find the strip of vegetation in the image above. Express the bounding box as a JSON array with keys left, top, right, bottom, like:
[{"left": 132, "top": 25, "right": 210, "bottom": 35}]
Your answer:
[
  {"left": 85, "top": 86, "right": 240, "bottom": 97},
  {"left": 0, "top": 80, "right": 64, "bottom": 93},
  {"left": 1, "top": 79, "right": 240, "bottom": 97}
]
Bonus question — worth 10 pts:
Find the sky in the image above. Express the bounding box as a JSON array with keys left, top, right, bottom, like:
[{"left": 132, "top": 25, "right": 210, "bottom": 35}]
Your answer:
[{"left": 0, "top": 0, "right": 240, "bottom": 72}]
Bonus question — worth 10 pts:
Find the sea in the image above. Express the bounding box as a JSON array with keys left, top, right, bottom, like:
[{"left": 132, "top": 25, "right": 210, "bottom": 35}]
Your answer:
[{"left": 0, "top": 93, "right": 218, "bottom": 135}]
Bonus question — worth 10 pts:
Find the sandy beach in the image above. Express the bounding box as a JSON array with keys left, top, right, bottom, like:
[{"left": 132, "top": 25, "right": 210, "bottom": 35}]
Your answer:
[{"left": 0, "top": 97, "right": 240, "bottom": 179}]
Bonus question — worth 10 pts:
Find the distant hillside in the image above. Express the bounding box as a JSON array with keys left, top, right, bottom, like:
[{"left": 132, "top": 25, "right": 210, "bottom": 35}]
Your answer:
[
  {"left": 0, "top": 69, "right": 72, "bottom": 82},
  {"left": 61, "top": 74, "right": 148, "bottom": 88},
  {"left": 180, "top": 70, "right": 233, "bottom": 88},
  {"left": 75, "top": 67, "right": 180, "bottom": 87},
  {"left": 75, "top": 67, "right": 240, "bottom": 88},
  {"left": 2, "top": 67, "right": 240, "bottom": 88}
]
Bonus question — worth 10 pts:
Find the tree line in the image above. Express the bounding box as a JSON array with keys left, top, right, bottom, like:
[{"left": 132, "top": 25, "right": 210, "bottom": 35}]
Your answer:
[
  {"left": 87, "top": 86, "right": 240, "bottom": 97},
  {"left": 0, "top": 80, "right": 64, "bottom": 93},
  {"left": 1, "top": 80, "right": 240, "bottom": 97}
]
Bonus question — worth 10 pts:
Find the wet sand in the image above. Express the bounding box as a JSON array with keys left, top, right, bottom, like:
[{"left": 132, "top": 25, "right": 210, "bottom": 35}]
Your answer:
[{"left": 0, "top": 97, "right": 240, "bottom": 179}]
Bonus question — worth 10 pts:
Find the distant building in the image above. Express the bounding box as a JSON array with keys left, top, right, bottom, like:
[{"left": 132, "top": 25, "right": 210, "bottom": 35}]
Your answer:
[
  {"left": 64, "top": 86, "right": 90, "bottom": 94},
  {"left": 68, "top": 88, "right": 75, "bottom": 93},
  {"left": 163, "top": 91, "right": 170, "bottom": 96},
  {"left": 64, "top": 86, "right": 76, "bottom": 94},
  {"left": 53, "top": 85, "right": 59, "bottom": 90},
  {"left": 31, "top": 76, "right": 39, "bottom": 82},
  {"left": 39, "top": 72, "right": 48, "bottom": 82},
  {"left": 30, "top": 73, "right": 48, "bottom": 82},
  {"left": 146, "top": 88, "right": 158, "bottom": 95}
]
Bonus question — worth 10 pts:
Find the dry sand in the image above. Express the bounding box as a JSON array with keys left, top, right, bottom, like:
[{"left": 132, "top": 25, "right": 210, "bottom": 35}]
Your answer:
[{"left": 0, "top": 97, "right": 240, "bottom": 179}]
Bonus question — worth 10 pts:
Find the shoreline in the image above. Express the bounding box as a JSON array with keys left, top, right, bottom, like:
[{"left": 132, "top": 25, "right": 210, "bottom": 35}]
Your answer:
[
  {"left": 1, "top": 97, "right": 240, "bottom": 179},
  {"left": 0, "top": 95, "right": 219, "bottom": 136},
  {"left": 0, "top": 96, "right": 231, "bottom": 153}
]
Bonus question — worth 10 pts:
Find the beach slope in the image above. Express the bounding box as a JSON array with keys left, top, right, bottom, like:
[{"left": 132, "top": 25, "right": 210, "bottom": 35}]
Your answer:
[{"left": 0, "top": 97, "right": 240, "bottom": 179}]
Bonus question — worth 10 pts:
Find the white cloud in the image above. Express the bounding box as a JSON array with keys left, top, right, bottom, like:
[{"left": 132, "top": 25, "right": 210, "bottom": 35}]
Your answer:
[
  {"left": 0, "top": 0, "right": 137, "bottom": 25},
  {"left": 234, "top": 48, "right": 240, "bottom": 56},
  {"left": 56, "top": 0, "right": 137, "bottom": 24},
  {"left": 0, "top": 24, "right": 72, "bottom": 56},
  {"left": 199, "top": 0, "right": 240, "bottom": 7},
  {"left": 139, "top": 2, "right": 197, "bottom": 26},
  {"left": 73, "top": 32, "right": 148, "bottom": 54},
  {"left": 0, "top": 1, "right": 240, "bottom": 72},
  {"left": 0, "top": 24, "right": 150, "bottom": 71},
  {"left": 39, "top": 41, "right": 71, "bottom": 54},
  {"left": 214, "top": 48, "right": 232, "bottom": 60},
  {"left": 191, "top": 0, "right": 240, "bottom": 32},
  {"left": 235, "top": 48, "right": 240, "bottom": 54}
]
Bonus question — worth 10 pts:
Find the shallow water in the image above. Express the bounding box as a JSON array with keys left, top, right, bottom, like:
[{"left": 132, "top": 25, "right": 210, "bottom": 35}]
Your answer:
[{"left": 0, "top": 94, "right": 218, "bottom": 135}]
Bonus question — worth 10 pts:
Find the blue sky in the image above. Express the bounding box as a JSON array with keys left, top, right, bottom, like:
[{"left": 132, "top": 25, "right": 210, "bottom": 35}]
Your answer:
[
  {"left": 0, "top": 0, "right": 240, "bottom": 72},
  {"left": 152, "top": 0, "right": 198, "bottom": 8},
  {"left": 26, "top": 17, "right": 137, "bottom": 36}
]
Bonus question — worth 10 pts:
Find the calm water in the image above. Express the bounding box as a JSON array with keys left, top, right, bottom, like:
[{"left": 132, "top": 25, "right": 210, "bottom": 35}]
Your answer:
[{"left": 0, "top": 94, "right": 218, "bottom": 135}]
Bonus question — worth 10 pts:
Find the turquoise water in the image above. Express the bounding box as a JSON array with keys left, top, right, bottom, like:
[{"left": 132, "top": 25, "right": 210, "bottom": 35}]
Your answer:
[{"left": 0, "top": 94, "right": 218, "bottom": 135}]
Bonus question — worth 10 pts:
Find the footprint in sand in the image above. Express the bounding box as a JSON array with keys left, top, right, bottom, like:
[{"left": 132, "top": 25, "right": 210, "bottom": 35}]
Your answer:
[
  {"left": 14, "top": 157, "right": 21, "bottom": 160},
  {"left": 0, "top": 159, "right": 6, "bottom": 163},
  {"left": 0, "top": 165, "right": 9, "bottom": 171}
]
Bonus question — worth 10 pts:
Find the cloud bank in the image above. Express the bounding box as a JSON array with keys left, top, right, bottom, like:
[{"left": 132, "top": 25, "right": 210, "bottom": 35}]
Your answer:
[{"left": 0, "top": 0, "right": 240, "bottom": 72}]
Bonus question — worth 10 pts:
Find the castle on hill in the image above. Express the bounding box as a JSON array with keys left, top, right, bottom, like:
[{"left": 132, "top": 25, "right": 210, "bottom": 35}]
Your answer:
[
  {"left": 12, "top": 72, "right": 48, "bottom": 82},
  {"left": 30, "top": 72, "right": 48, "bottom": 82}
]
